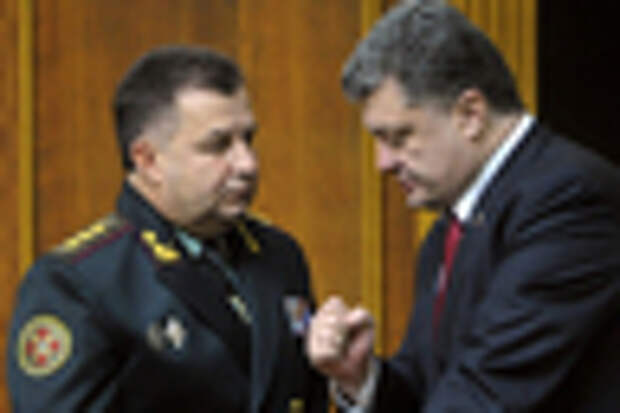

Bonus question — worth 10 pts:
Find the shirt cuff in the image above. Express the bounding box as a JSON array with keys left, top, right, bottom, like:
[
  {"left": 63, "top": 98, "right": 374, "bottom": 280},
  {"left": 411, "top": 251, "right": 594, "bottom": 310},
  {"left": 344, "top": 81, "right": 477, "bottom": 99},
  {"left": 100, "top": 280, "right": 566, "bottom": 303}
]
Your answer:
[{"left": 330, "top": 357, "right": 380, "bottom": 412}]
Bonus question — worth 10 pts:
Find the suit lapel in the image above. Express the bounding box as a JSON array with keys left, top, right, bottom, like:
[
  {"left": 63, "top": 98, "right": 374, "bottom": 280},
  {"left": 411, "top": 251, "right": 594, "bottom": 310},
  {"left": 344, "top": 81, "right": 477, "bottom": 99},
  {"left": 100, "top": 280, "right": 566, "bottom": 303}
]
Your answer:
[
  {"left": 434, "top": 219, "right": 486, "bottom": 362},
  {"left": 471, "top": 124, "right": 549, "bottom": 219},
  {"left": 434, "top": 125, "right": 551, "bottom": 364},
  {"left": 416, "top": 215, "right": 449, "bottom": 384}
]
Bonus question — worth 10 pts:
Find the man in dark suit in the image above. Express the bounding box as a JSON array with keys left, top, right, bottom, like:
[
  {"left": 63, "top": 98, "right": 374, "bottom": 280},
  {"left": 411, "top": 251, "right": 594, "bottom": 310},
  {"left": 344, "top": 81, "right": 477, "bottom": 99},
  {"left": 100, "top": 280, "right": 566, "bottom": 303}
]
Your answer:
[
  {"left": 308, "top": 2, "right": 620, "bottom": 412},
  {"left": 7, "top": 46, "right": 326, "bottom": 412}
]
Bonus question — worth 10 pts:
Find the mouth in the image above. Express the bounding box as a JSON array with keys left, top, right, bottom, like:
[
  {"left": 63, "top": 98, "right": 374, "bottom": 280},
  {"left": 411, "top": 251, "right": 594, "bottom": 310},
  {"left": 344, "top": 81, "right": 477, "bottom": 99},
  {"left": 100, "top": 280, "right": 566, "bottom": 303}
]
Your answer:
[
  {"left": 224, "top": 186, "right": 254, "bottom": 203},
  {"left": 397, "top": 169, "right": 431, "bottom": 195},
  {"left": 398, "top": 177, "right": 416, "bottom": 194}
]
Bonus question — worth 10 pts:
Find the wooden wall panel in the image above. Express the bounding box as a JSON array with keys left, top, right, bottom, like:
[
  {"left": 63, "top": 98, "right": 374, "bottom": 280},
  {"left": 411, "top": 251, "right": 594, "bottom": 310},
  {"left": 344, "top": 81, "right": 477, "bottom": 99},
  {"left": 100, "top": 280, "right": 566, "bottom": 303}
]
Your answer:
[
  {"left": 359, "top": 0, "right": 386, "bottom": 352},
  {"left": 238, "top": 0, "right": 364, "bottom": 305},
  {"left": 34, "top": 0, "right": 366, "bottom": 312},
  {"left": 0, "top": 0, "right": 538, "bottom": 409},
  {"left": 35, "top": 0, "right": 239, "bottom": 253},
  {"left": 0, "top": 0, "right": 19, "bottom": 410}
]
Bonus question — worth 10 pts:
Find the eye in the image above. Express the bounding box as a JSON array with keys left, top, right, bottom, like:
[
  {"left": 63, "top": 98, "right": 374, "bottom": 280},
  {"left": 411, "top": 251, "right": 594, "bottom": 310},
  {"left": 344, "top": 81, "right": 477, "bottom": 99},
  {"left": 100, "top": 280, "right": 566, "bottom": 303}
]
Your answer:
[
  {"left": 242, "top": 127, "right": 256, "bottom": 145},
  {"left": 370, "top": 128, "right": 387, "bottom": 141},
  {"left": 198, "top": 134, "right": 232, "bottom": 153},
  {"left": 370, "top": 126, "right": 413, "bottom": 148},
  {"left": 390, "top": 126, "right": 413, "bottom": 147}
]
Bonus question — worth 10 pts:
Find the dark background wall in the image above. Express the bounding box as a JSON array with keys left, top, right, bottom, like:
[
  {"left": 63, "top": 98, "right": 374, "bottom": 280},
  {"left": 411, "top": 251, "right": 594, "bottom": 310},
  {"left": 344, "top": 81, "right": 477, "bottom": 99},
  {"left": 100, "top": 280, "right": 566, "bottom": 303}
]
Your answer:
[{"left": 539, "top": 2, "right": 618, "bottom": 164}]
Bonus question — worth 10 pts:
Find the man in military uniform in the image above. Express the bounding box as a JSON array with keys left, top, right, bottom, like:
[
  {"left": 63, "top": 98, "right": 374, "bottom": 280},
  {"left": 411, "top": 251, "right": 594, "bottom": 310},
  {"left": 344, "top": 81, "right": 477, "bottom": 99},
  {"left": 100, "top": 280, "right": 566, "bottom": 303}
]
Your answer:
[{"left": 7, "top": 46, "right": 326, "bottom": 412}]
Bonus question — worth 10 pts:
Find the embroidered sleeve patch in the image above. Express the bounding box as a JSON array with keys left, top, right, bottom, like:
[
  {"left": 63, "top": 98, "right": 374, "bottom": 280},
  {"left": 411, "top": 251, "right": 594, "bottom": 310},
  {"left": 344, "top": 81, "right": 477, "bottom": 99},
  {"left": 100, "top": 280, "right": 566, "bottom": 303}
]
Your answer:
[
  {"left": 283, "top": 296, "right": 311, "bottom": 337},
  {"left": 17, "top": 314, "right": 73, "bottom": 378}
]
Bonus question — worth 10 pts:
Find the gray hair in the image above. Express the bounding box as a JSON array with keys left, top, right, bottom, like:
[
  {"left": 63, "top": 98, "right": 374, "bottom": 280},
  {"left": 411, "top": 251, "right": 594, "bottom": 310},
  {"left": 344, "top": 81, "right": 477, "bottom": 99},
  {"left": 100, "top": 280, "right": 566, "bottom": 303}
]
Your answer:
[{"left": 342, "top": 1, "right": 523, "bottom": 112}]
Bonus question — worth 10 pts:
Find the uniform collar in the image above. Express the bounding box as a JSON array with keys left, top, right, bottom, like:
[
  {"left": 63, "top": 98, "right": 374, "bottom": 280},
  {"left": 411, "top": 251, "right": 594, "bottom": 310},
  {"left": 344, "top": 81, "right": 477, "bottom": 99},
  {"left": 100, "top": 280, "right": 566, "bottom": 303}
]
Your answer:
[
  {"left": 176, "top": 220, "right": 262, "bottom": 260},
  {"left": 117, "top": 181, "right": 262, "bottom": 259},
  {"left": 176, "top": 230, "right": 204, "bottom": 259},
  {"left": 117, "top": 181, "right": 175, "bottom": 243}
]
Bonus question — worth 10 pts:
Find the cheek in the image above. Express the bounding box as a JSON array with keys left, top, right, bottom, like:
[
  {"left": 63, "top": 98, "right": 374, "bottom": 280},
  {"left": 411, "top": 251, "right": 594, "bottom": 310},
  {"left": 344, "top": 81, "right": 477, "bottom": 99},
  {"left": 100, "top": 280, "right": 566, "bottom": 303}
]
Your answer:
[
  {"left": 436, "top": 143, "right": 469, "bottom": 188},
  {"left": 191, "top": 159, "right": 231, "bottom": 193},
  {"left": 403, "top": 142, "right": 435, "bottom": 173}
]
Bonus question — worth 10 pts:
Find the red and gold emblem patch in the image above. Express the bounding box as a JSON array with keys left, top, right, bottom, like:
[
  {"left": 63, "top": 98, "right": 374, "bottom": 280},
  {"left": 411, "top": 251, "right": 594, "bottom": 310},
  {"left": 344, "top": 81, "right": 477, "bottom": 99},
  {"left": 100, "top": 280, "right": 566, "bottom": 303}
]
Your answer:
[{"left": 17, "top": 314, "right": 73, "bottom": 377}]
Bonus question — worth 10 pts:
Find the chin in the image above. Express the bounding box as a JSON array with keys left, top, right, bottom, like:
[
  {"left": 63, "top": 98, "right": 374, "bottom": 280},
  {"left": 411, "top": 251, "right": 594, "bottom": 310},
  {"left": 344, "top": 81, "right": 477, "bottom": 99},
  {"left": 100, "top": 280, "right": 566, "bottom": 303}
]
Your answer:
[
  {"left": 406, "top": 195, "right": 442, "bottom": 211},
  {"left": 218, "top": 203, "right": 250, "bottom": 221},
  {"left": 405, "top": 193, "right": 426, "bottom": 209},
  {"left": 187, "top": 208, "right": 246, "bottom": 237}
]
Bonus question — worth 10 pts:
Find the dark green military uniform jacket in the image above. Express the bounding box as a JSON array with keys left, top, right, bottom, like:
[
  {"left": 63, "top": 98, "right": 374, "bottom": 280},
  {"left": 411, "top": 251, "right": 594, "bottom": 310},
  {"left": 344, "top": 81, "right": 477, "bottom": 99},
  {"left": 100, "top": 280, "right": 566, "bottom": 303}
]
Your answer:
[{"left": 7, "top": 183, "right": 327, "bottom": 412}]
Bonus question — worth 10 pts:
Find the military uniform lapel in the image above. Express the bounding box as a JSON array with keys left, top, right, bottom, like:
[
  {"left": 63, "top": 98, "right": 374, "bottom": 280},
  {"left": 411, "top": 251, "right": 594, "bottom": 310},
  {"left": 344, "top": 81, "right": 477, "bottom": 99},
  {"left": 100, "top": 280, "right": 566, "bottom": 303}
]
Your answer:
[
  {"left": 118, "top": 182, "right": 249, "bottom": 370},
  {"left": 234, "top": 229, "right": 281, "bottom": 413},
  {"left": 118, "top": 182, "right": 222, "bottom": 333},
  {"left": 157, "top": 258, "right": 235, "bottom": 340}
]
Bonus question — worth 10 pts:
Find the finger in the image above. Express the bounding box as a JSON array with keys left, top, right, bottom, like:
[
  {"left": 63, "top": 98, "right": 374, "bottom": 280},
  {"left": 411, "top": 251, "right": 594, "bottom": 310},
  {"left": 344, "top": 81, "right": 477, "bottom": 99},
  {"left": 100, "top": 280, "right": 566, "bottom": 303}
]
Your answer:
[
  {"left": 344, "top": 307, "right": 374, "bottom": 331},
  {"left": 312, "top": 320, "right": 347, "bottom": 348},
  {"left": 308, "top": 330, "right": 343, "bottom": 363},
  {"left": 318, "top": 296, "right": 348, "bottom": 316},
  {"left": 309, "top": 313, "right": 344, "bottom": 338}
]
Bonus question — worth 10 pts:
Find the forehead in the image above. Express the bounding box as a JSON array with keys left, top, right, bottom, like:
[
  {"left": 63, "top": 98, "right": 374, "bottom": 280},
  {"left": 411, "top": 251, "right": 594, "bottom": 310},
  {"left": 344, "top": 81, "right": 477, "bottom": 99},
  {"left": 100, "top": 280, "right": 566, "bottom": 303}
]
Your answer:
[
  {"left": 175, "top": 87, "right": 254, "bottom": 127},
  {"left": 362, "top": 77, "right": 413, "bottom": 127},
  {"left": 362, "top": 77, "right": 453, "bottom": 132}
]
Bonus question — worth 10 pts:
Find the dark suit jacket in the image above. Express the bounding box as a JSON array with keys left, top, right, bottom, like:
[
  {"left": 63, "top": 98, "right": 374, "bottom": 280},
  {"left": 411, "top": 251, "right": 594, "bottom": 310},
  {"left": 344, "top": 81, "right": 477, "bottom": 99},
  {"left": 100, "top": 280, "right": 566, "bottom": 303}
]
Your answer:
[
  {"left": 373, "top": 124, "right": 620, "bottom": 412},
  {"left": 7, "top": 183, "right": 327, "bottom": 412}
]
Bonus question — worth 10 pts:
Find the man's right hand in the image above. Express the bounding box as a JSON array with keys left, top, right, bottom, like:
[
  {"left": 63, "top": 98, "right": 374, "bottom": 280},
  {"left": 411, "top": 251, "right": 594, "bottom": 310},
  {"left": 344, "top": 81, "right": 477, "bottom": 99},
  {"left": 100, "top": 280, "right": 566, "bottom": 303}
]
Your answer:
[{"left": 306, "top": 296, "right": 375, "bottom": 398}]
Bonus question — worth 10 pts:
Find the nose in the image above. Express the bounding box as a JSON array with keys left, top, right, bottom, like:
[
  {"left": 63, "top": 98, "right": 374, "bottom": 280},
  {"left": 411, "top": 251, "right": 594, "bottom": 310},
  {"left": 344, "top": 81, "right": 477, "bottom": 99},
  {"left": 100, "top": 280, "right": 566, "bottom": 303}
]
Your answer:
[
  {"left": 375, "top": 140, "right": 398, "bottom": 173},
  {"left": 229, "top": 138, "right": 258, "bottom": 176}
]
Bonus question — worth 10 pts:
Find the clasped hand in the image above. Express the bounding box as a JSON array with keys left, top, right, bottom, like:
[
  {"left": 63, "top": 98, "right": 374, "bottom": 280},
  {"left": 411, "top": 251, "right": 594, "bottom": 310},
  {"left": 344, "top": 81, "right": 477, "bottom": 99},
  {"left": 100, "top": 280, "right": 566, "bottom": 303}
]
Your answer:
[{"left": 306, "top": 296, "right": 375, "bottom": 398}]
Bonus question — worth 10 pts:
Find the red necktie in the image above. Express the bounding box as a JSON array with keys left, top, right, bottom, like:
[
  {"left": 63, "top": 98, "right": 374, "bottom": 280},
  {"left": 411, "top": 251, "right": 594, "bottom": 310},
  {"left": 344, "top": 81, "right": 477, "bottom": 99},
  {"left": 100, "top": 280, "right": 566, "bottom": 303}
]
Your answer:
[{"left": 433, "top": 214, "right": 463, "bottom": 335}]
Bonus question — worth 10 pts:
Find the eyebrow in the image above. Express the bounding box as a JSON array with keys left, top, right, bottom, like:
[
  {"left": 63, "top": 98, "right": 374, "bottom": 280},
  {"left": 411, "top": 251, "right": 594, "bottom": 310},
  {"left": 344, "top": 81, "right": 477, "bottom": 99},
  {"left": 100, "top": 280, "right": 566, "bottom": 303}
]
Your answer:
[
  {"left": 206, "top": 123, "right": 258, "bottom": 139},
  {"left": 370, "top": 124, "right": 412, "bottom": 136},
  {"left": 369, "top": 127, "right": 387, "bottom": 138},
  {"left": 208, "top": 128, "right": 231, "bottom": 138}
]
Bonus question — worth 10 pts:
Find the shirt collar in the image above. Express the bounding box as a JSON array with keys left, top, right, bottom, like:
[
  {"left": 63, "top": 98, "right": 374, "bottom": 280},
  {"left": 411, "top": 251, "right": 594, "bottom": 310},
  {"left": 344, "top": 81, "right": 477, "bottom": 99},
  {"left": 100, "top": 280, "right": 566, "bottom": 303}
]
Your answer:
[
  {"left": 452, "top": 114, "right": 535, "bottom": 222},
  {"left": 176, "top": 229, "right": 204, "bottom": 259},
  {"left": 175, "top": 218, "right": 262, "bottom": 259}
]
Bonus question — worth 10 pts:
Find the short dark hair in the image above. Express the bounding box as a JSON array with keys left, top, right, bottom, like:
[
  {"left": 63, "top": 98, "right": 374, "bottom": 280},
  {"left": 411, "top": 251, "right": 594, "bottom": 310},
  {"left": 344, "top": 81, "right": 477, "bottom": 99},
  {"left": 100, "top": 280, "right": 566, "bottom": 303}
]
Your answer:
[
  {"left": 342, "top": 2, "right": 523, "bottom": 112},
  {"left": 114, "top": 45, "right": 244, "bottom": 169}
]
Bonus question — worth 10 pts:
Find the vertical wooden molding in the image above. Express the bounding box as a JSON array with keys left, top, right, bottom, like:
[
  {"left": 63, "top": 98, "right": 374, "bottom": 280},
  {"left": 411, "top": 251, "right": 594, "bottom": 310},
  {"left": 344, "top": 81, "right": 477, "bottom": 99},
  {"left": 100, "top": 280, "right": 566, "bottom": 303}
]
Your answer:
[
  {"left": 236, "top": 0, "right": 252, "bottom": 78},
  {"left": 520, "top": 0, "right": 537, "bottom": 114},
  {"left": 18, "top": 0, "right": 35, "bottom": 275},
  {"left": 488, "top": 0, "right": 500, "bottom": 41},
  {"left": 360, "top": 0, "right": 384, "bottom": 354},
  {"left": 413, "top": 210, "right": 438, "bottom": 248}
]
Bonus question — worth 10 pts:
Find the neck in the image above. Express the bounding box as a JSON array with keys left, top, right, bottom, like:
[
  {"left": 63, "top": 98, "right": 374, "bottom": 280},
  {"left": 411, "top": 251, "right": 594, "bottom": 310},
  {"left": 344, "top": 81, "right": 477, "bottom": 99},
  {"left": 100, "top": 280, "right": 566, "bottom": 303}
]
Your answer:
[
  {"left": 127, "top": 172, "right": 161, "bottom": 211},
  {"left": 444, "top": 111, "right": 524, "bottom": 208},
  {"left": 481, "top": 111, "right": 524, "bottom": 160}
]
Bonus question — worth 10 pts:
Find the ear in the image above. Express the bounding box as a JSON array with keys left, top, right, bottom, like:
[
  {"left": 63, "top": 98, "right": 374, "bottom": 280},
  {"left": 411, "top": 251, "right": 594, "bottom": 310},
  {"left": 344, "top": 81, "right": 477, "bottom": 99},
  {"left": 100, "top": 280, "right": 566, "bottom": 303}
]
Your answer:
[
  {"left": 452, "top": 88, "right": 489, "bottom": 142},
  {"left": 129, "top": 138, "right": 163, "bottom": 185}
]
